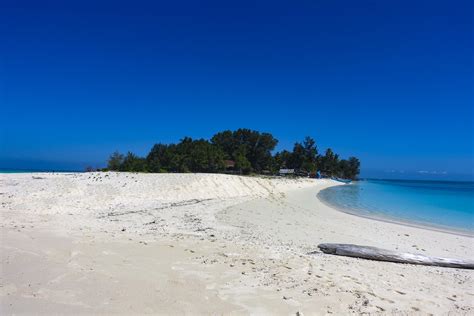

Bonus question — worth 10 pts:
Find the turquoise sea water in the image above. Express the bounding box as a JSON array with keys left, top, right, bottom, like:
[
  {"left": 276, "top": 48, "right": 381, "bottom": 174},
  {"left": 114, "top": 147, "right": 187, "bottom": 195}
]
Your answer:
[
  {"left": 318, "top": 179, "right": 474, "bottom": 234},
  {"left": 0, "top": 169, "right": 38, "bottom": 173}
]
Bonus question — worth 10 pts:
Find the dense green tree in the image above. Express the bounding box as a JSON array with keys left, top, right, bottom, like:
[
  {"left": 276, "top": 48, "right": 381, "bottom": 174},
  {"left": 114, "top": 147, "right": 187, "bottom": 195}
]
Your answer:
[
  {"left": 120, "top": 152, "right": 147, "bottom": 172},
  {"left": 320, "top": 148, "right": 340, "bottom": 176},
  {"left": 233, "top": 145, "right": 252, "bottom": 174},
  {"left": 337, "top": 159, "right": 349, "bottom": 178},
  {"left": 274, "top": 136, "right": 318, "bottom": 172},
  {"left": 335, "top": 157, "right": 360, "bottom": 179},
  {"left": 346, "top": 157, "right": 361, "bottom": 180},
  {"left": 181, "top": 138, "right": 225, "bottom": 173},
  {"left": 302, "top": 136, "right": 318, "bottom": 171},
  {"left": 210, "top": 130, "right": 235, "bottom": 160},
  {"left": 211, "top": 128, "right": 278, "bottom": 172},
  {"left": 105, "top": 129, "right": 360, "bottom": 178},
  {"left": 273, "top": 150, "right": 292, "bottom": 170},
  {"left": 146, "top": 144, "right": 169, "bottom": 172},
  {"left": 289, "top": 142, "right": 305, "bottom": 169},
  {"left": 247, "top": 131, "right": 278, "bottom": 172},
  {"left": 146, "top": 138, "right": 226, "bottom": 173},
  {"left": 107, "top": 151, "right": 124, "bottom": 171}
]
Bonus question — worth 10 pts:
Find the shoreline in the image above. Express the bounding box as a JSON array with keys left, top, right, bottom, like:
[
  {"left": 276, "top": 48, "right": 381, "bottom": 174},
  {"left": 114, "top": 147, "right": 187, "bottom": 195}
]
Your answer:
[
  {"left": 317, "top": 186, "right": 474, "bottom": 238},
  {"left": 1, "top": 172, "right": 473, "bottom": 314}
]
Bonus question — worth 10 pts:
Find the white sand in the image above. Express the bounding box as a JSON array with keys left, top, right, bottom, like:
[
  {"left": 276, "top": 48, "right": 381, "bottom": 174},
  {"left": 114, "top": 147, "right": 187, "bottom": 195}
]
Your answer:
[{"left": 1, "top": 172, "right": 473, "bottom": 314}]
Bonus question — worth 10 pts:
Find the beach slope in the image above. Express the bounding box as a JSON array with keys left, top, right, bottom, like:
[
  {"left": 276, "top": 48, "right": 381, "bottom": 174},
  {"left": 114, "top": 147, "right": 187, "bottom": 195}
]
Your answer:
[{"left": 1, "top": 172, "right": 472, "bottom": 314}]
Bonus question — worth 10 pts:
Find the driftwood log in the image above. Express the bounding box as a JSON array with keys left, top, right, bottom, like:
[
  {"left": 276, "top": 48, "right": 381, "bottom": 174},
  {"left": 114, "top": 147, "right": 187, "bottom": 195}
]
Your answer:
[{"left": 317, "top": 243, "right": 474, "bottom": 269}]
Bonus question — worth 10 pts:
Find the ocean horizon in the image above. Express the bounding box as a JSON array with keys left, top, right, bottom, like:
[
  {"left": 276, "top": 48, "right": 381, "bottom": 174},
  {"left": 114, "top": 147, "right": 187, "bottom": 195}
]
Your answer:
[
  {"left": 318, "top": 178, "right": 474, "bottom": 235},
  {"left": 0, "top": 168, "right": 82, "bottom": 173}
]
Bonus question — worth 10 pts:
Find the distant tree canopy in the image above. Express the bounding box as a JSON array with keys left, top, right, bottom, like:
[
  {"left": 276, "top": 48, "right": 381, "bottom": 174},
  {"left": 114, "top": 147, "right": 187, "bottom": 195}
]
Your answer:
[
  {"left": 106, "top": 128, "right": 361, "bottom": 179},
  {"left": 211, "top": 129, "right": 278, "bottom": 173},
  {"left": 145, "top": 137, "right": 226, "bottom": 173},
  {"left": 107, "top": 151, "right": 124, "bottom": 171}
]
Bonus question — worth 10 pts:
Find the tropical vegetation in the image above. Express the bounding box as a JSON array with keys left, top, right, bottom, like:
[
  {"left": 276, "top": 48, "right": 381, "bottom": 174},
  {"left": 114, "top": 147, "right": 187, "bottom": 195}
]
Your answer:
[{"left": 105, "top": 129, "right": 360, "bottom": 179}]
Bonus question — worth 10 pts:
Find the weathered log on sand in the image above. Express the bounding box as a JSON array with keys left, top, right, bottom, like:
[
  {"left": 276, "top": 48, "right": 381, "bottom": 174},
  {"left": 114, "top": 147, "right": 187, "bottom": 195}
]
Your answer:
[{"left": 317, "top": 243, "right": 474, "bottom": 269}]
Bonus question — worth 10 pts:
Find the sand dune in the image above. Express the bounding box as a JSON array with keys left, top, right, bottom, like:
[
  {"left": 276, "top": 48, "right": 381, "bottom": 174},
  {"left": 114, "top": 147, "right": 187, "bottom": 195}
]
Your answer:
[{"left": 1, "top": 172, "right": 473, "bottom": 314}]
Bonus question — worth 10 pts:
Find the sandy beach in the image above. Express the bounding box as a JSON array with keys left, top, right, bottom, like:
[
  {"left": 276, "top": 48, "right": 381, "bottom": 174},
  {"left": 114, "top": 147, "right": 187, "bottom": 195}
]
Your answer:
[{"left": 1, "top": 172, "right": 473, "bottom": 314}]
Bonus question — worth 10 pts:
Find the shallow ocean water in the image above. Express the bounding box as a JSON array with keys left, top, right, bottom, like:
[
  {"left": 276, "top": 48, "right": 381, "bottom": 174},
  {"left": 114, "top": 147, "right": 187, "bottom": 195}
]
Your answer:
[{"left": 318, "top": 179, "right": 474, "bottom": 234}]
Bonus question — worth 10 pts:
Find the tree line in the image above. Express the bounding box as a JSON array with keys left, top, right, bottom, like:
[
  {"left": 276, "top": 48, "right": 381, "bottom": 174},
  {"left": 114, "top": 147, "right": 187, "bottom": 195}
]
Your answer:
[{"left": 106, "top": 128, "right": 360, "bottom": 179}]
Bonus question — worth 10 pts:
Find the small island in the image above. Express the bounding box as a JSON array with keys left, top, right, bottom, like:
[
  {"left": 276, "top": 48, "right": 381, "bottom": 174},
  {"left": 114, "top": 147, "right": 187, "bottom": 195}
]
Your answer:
[{"left": 104, "top": 128, "right": 361, "bottom": 180}]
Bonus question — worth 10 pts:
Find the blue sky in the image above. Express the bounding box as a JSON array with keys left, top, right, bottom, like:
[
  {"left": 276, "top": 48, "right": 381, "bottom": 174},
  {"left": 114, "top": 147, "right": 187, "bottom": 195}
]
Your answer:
[{"left": 1, "top": 0, "right": 473, "bottom": 179}]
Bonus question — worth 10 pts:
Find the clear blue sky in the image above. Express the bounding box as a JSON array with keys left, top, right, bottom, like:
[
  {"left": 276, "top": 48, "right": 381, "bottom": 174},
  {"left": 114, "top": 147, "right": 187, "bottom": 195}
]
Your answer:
[{"left": 1, "top": 0, "right": 473, "bottom": 179}]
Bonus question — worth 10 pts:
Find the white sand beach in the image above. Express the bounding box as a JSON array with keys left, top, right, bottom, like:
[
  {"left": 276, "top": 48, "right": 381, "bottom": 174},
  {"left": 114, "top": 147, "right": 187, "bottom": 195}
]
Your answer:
[{"left": 1, "top": 172, "right": 473, "bottom": 314}]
